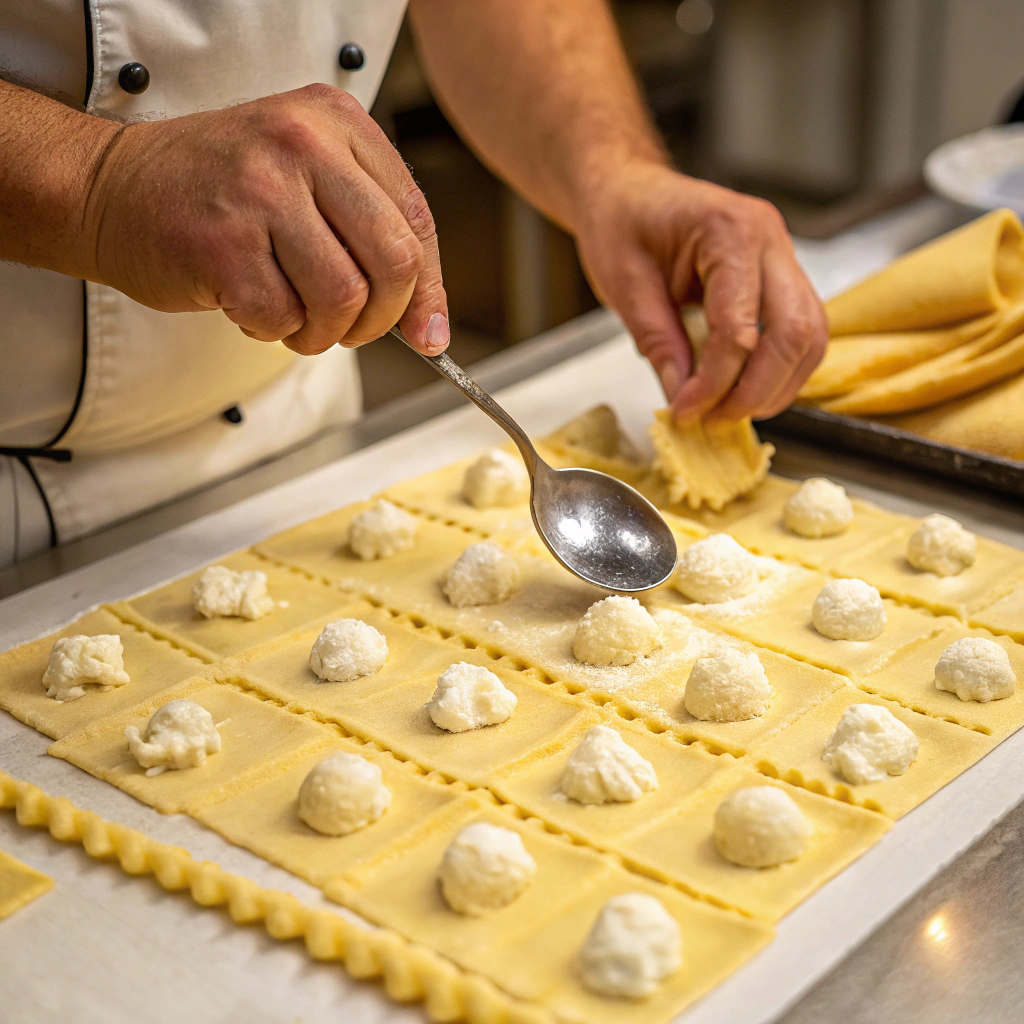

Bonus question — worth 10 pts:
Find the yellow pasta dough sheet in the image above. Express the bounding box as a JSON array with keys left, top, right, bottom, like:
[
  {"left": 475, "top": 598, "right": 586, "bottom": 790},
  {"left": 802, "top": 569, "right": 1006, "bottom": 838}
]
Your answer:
[
  {"left": 110, "top": 549, "right": 358, "bottom": 663},
  {"left": 710, "top": 578, "right": 948, "bottom": 679},
  {"left": 856, "top": 625, "right": 1024, "bottom": 738},
  {"left": 618, "top": 645, "right": 847, "bottom": 757},
  {"left": 750, "top": 686, "right": 996, "bottom": 818},
  {"left": 617, "top": 766, "right": 890, "bottom": 922},
  {"left": 327, "top": 795, "right": 773, "bottom": 1024},
  {"left": 7, "top": 439, "right": 1024, "bottom": 1024},
  {"left": 970, "top": 581, "right": 1024, "bottom": 642},
  {"left": 0, "top": 608, "right": 207, "bottom": 741},
  {"left": 727, "top": 496, "right": 911, "bottom": 572},
  {"left": 48, "top": 679, "right": 334, "bottom": 815},
  {"left": 0, "top": 847, "right": 53, "bottom": 920},
  {"left": 832, "top": 526, "right": 1024, "bottom": 619}
]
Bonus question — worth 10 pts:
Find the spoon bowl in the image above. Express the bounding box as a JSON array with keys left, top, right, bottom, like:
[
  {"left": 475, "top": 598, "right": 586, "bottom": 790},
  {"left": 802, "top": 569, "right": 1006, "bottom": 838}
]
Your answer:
[{"left": 392, "top": 327, "right": 677, "bottom": 592}]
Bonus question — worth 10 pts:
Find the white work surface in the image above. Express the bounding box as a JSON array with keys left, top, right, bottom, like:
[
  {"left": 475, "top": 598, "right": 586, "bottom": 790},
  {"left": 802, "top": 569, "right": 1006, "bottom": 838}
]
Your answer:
[{"left": 3, "top": 331, "right": 1023, "bottom": 1024}]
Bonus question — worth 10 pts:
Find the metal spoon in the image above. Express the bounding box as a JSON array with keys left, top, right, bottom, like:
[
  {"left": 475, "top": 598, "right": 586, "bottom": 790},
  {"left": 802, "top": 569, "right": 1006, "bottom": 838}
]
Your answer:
[{"left": 390, "top": 326, "right": 677, "bottom": 592}]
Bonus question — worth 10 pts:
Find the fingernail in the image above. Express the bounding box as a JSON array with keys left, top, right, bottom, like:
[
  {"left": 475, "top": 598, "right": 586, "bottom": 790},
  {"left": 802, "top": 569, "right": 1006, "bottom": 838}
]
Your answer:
[
  {"left": 425, "top": 312, "right": 449, "bottom": 351},
  {"left": 659, "top": 362, "right": 681, "bottom": 401}
]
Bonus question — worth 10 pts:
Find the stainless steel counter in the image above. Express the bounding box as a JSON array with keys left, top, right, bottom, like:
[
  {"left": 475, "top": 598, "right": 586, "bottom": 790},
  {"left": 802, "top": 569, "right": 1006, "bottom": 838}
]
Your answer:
[{"left": 4, "top": 197, "right": 1023, "bottom": 1022}]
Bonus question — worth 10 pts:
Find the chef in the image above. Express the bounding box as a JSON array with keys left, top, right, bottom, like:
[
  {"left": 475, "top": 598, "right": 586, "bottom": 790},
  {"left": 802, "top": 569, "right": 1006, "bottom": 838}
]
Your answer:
[{"left": 0, "top": 0, "right": 827, "bottom": 568}]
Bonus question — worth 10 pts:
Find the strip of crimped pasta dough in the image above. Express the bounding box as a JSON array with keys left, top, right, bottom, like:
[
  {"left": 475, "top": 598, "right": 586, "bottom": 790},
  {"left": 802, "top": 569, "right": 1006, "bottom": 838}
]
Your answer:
[{"left": 0, "top": 770, "right": 553, "bottom": 1024}]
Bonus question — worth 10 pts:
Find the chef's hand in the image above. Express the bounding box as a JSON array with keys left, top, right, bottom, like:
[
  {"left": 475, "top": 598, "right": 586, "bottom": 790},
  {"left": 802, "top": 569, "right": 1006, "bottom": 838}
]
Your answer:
[
  {"left": 573, "top": 163, "right": 827, "bottom": 422},
  {"left": 85, "top": 84, "right": 449, "bottom": 356}
]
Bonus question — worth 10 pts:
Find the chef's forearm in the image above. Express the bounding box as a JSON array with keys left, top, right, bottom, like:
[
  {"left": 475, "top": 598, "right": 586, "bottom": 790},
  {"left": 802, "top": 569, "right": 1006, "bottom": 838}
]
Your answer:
[
  {"left": 407, "top": 0, "right": 668, "bottom": 235},
  {"left": 0, "top": 78, "right": 121, "bottom": 279}
]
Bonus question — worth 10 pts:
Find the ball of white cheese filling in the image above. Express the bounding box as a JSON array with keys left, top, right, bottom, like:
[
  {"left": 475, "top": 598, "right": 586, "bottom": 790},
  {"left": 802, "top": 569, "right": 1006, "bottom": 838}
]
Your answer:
[
  {"left": 560, "top": 724, "right": 658, "bottom": 804},
  {"left": 812, "top": 578, "right": 886, "bottom": 641},
  {"left": 347, "top": 499, "right": 418, "bottom": 560},
  {"left": 822, "top": 703, "right": 918, "bottom": 785},
  {"left": 783, "top": 477, "right": 854, "bottom": 538},
  {"left": 438, "top": 822, "right": 536, "bottom": 915},
  {"left": 427, "top": 662, "right": 517, "bottom": 732},
  {"left": 42, "top": 634, "right": 130, "bottom": 702},
  {"left": 935, "top": 636, "right": 1016, "bottom": 703},
  {"left": 578, "top": 892, "right": 682, "bottom": 998},
  {"left": 906, "top": 513, "right": 977, "bottom": 576},
  {"left": 713, "top": 786, "right": 811, "bottom": 867},
  {"left": 191, "top": 565, "right": 275, "bottom": 620},
  {"left": 309, "top": 619, "right": 388, "bottom": 682},
  {"left": 684, "top": 648, "right": 772, "bottom": 722},
  {"left": 442, "top": 541, "right": 520, "bottom": 607},
  {"left": 125, "top": 698, "right": 222, "bottom": 771},
  {"left": 674, "top": 534, "right": 760, "bottom": 604},
  {"left": 297, "top": 752, "right": 392, "bottom": 836},
  {"left": 462, "top": 448, "right": 530, "bottom": 509},
  {"left": 572, "top": 595, "right": 661, "bottom": 667}
]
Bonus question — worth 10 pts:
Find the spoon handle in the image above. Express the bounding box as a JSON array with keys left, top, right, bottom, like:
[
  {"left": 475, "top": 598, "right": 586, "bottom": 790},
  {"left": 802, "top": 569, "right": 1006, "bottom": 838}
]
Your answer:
[{"left": 389, "top": 327, "right": 540, "bottom": 472}]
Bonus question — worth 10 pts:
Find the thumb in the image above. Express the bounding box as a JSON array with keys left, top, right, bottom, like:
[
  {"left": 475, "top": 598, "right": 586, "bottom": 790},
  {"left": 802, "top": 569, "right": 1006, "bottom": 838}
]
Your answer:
[{"left": 397, "top": 207, "right": 449, "bottom": 356}]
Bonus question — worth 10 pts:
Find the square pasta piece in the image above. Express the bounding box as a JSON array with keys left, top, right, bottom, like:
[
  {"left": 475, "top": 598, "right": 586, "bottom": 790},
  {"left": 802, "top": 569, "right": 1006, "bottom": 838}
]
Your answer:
[
  {"left": 489, "top": 714, "right": 728, "bottom": 846},
  {"left": 0, "top": 608, "right": 206, "bottom": 741},
  {"left": 491, "top": 865, "right": 773, "bottom": 1021},
  {"left": 109, "top": 549, "right": 354, "bottom": 662},
  {"left": 728, "top": 495, "right": 909, "bottom": 571},
  {"left": 833, "top": 526, "right": 1024, "bottom": 619},
  {"left": 330, "top": 663, "right": 587, "bottom": 787},
  {"left": 970, "top": 583, "right": 1024, "bottom": 642},
  {"left": 324, "top": 797, "right": 615, "bottom": 982},
  {"left": 216, "top": 604, "right": 462, "bottom": 724},
  {"left": 715, "top": 578, "right": 947, "bottom": 679},
  {"left": 0, "top": 848, "right": 53, "bottom": 920},
  {"left": 644, "top": 552, "right": 819, "bottom": 627},
  {"left": 379, "top": 452, "right": 537, "bottom": 547},
  {"left": 194, "top": 739, "right": 461, "bottom": 887},
  {"left": 619, "top": 645, "right": 846, "bottom": 757},
  {"left": 615, "top": 766, "right": 890, "bottom": 922},
  {"left": 48, "top": 680, "right": 332, "bottom": 814},
  {"left": 857, "top": 625, "right": 1024, "bottom": 738},
  {"left": 253, "top": 500, "right": 470, "bottom": 600},
  {"left": 748, "top": 686, "right": 996, "bottom": 819}
]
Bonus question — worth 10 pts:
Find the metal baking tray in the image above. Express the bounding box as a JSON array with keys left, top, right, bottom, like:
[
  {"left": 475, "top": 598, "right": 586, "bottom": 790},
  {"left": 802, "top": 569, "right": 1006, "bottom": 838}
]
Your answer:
[{"left": 761, "top": 406, "right": 1024, "bottom": 501}]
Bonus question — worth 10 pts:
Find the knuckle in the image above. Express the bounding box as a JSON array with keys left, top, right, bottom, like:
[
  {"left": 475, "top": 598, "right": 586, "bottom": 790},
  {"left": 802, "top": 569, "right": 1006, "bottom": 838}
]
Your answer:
[
  {"left": 333, "top": 269, "right": 370, "bottom": 317},
  {"left": 400, "top": 185, "right": 437, "bottom": 242},
  {"left": 383, "top": 231, "right": 423, "bottom": 284}
]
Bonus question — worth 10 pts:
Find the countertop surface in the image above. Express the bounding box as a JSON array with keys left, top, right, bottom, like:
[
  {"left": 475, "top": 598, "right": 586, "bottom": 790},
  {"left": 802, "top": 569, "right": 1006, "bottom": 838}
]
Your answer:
[{"left": 3, "top": 195, "right": 1024, "bottom": 1022}]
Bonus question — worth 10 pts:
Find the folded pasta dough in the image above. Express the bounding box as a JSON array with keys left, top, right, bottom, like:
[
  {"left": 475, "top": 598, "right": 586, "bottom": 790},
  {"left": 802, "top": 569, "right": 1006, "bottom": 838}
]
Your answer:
[
  {"left": 826, "top": 208, "right": 1024, "bottom": 336},
  {"left": 822, "top": 303, "right": 1024, "bottom": 415},
  {"left": 650, "top": 410, "right": 773, "bottom": 511},
  {"left": 799, "top": 314, "right": 998, "bottom": 400},
  {"left": 880, "top": 371, "right": 1024, "bottom": 461}
]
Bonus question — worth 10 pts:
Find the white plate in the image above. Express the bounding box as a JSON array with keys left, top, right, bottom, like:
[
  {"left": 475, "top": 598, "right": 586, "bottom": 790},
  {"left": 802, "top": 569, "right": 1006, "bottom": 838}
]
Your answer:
[{"left": 924, "top": 124, "right": 1024, "bottom": 215}]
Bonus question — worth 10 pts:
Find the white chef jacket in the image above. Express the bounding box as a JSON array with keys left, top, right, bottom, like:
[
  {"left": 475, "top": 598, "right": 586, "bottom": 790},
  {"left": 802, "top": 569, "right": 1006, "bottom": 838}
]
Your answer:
[{"left": 0, "top": 0, "right": 407, "bottom": 564}]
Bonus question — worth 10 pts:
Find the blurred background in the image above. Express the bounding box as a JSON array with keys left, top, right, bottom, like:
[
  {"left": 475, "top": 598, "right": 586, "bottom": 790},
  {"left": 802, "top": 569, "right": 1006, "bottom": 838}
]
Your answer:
[{"left": 360, "top": 0, "right": 1024, "bottom": 408}]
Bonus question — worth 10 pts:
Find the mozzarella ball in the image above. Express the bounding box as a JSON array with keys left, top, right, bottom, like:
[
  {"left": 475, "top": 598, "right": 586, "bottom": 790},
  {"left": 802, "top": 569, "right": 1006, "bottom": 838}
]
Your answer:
[
  {"left": 935, "top": 636, "right": 1016, "bottom": 703},
  {"left": 784, "top": 478, "right": 854, "bottom": 538},
  {"left": 191, "top": 564, "right": 275, "bottom": 620},
  {"left": 578, "top": 892, "right": 682, "bottom": 998},
  {"left": 713, "top": 786, "right": 811, "bottom": 867},
  {"left": 684, "top": 648, "right": 772, "bottom": 722},
  {"left": 438, "top": 822, "right": 536, "bottom": 915},
  {"left": 427, "top": 662, "right": 517, "bottom": 732},
  {"left": 297, "top": 752, "right": 391, "bottom": 836},
  {"left": 124, "top": 698, "right": 222, "bottom": 771},
  {"left": 462, "top": 448, "right": 530, "bottom": 509},
  {"left": 442, "top": 542, "right": 520, "bottom": 607},
  {"left": 309, "top": 619, "right": 388, "bottom": 682},
  {"left": 674, "top": 534, "right": 760, "bottom": 604},
  {"left": 906, "top": 514, "right": 977, "bottom": 576},
  {"left": 560, "top": 725, "right": 658, "bottom": 804},
  {"left": 572, "top": 596, "right": 661, "bottom": 667},
  {"left": 41, "top": 634, "right": 129, "bottom": 703},
  {"left": 348, "top": 499, "right": 418, "bottom": 560},
  {"left": 812, "top": 578, "right": 886, "bottom": 641},
  {"left": 822, "top": 703, "right": 918, "bottom": 785}
]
